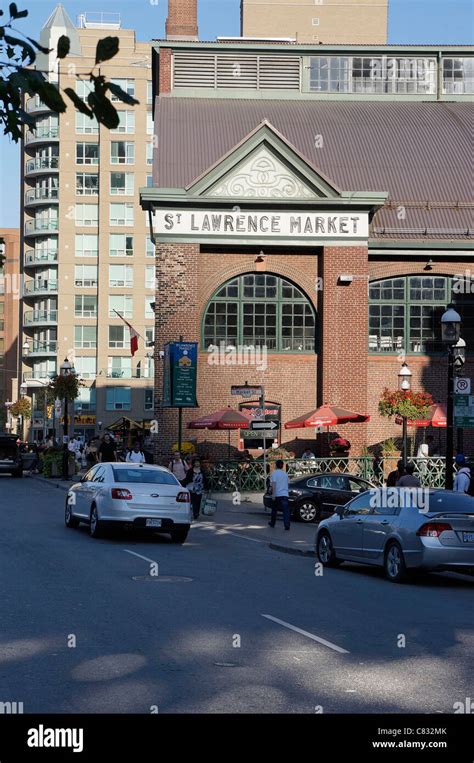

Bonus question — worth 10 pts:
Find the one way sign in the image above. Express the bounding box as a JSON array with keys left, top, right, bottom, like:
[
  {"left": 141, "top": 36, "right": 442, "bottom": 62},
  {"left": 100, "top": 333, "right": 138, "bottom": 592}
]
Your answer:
[{"left": 250, "top": 420, "right": 279, "bottom": 431}]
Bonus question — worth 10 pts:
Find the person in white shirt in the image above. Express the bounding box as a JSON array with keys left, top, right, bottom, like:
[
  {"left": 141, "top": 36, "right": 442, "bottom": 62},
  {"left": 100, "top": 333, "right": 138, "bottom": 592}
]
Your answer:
[
  {"left": 68, "top": 436, "right": 82, "bottom": 462},
  {"left": 126, "top": 442, "right": 146, "bottom": 464},
  {"left": 269, "top": 459, "right": 290, "bottom": 530},
  {"left": 301, "top": 448, "right": 316, "bottom": 460}
]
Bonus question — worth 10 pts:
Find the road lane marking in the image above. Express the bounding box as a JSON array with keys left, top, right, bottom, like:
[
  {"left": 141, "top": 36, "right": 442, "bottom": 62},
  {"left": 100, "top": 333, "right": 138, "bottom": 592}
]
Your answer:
[
  {"left": 262, "top": 614, "right": 349, "bottom": 654},
  {"left": 124, "top": 549, "right": 157, "bottom": 565},
  {"left": 193, "top": 523, "right": 265, "bottom": 543}
]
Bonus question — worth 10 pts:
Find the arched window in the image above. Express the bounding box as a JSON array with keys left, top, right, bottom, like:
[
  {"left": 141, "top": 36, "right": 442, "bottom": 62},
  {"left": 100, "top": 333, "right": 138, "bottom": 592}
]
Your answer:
[
  {"left": 369, "top": 275, "right": 474, "bottom": 354},
  {"left": 203, "top": 273, "right": 316, "bottom": 353}
]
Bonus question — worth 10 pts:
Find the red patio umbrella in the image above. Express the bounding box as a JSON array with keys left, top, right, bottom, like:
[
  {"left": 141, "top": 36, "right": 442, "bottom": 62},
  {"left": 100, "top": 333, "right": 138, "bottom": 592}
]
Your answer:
[
  {"left": 188, "top": 407, "right": 252, "bottom": 457},
  {"left": 285, "top": 404, "right": 370, "bottom": 429}
]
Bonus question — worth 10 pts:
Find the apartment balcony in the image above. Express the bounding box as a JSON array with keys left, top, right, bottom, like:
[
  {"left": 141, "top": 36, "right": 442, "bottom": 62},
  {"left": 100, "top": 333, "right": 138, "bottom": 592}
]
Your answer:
[
  {"left": 25, "top": 126, "right": 59, "bottom": 146},
  {"left": 24, "top": 309, "right": 58, "bottom": 326},
  {"left": 24, "top": 279, "right": 59, "bottom": 296},
  {"left": 22, "top": 372, "right": 56, "bottom": 387},
  {"left": 25, "top": 157, "right": 59, "bottom": 175},
  {"left": 24, "top": 218, "right": 59, "bottom": 237},
  {"left": 27, "top": 340, "right": 58, "bottom": 357},
  {"left": 26, "top": 96, "right": 55, "bottom": 115},
  {"left": 24, "top": 249, "right": 58, "bottom": 268},
  {"left": 25, "top": 187, "right": 59, "bottom": 207}
]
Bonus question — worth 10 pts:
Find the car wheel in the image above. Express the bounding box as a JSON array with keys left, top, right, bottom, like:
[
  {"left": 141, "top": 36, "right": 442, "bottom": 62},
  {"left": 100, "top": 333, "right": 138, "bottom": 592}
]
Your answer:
[
  {"left": 296, "top": 501, "right": 320, "bottom": 523},
  {"left": 317, "top": 531, "right": 341, "bottom": 567},
  {"left": 89, "top": 504, "right": 103, "bottom": 539},
  {"left": 384, "top": 541, "right": 408, "bottom": 583},
  {"left": 170, "top": 526, "right": 189, "bottom": 544},
  {"left": 65, "top": 497, "right": 80, "bottom": 528}
]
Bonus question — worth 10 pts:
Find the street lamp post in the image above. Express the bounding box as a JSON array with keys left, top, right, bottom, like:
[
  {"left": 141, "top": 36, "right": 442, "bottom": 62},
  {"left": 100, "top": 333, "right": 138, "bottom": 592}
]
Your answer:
[
  {"left": 398, "top": 362, "right": 412, "bottom": 468},
  {"left": 60, "top": 358, "right": 74, "bottom": 479},
  {"left": 441, "top": 306, "right": 462, "bottom": 490}
]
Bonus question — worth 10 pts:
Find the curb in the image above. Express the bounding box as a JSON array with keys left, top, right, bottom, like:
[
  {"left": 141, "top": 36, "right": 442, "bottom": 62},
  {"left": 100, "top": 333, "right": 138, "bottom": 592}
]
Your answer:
[
  {"left": 28, "top": 474, "right": 73, "bottom": 492},
  {"left": 269, "top": 542, "right": 316, "bottom": 557}
]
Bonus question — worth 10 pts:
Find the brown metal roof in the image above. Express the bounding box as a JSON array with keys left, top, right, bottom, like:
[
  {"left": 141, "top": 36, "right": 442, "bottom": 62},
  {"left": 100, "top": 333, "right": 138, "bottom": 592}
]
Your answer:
[{"left": 155, "top": 98, "right": 473, "bottom": 239}]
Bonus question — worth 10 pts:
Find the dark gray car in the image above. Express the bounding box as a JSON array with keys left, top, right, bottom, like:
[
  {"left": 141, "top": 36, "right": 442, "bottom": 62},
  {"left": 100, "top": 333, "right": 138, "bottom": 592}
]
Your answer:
[{"left": 316, "top": 488, "right": 474, "bottom": 583}]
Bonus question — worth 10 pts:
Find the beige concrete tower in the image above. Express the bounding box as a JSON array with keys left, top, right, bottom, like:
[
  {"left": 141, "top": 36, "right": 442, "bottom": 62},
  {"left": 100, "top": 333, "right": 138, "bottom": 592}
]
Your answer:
[{"left": 21, "top": 6, "right": 155, "bottom": 441}]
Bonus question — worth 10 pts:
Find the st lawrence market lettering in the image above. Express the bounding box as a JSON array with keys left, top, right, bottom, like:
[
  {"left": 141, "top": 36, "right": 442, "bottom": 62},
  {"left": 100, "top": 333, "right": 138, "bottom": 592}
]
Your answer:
[{"left": 157, "top": 211, "right": 367, "bottom": 239}]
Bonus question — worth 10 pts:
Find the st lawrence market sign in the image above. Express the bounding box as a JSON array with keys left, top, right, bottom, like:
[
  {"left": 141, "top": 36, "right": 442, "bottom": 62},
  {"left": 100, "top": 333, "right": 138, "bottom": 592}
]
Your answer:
[{"left": 153, "top": 210, "right": 369, "bottom": 242}]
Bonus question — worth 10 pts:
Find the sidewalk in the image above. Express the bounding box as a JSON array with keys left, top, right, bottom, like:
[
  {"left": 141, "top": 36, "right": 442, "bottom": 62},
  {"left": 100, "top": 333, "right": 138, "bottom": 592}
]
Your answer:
[{"left": 27, "top": 474, "right": 316, "bottom": 556}]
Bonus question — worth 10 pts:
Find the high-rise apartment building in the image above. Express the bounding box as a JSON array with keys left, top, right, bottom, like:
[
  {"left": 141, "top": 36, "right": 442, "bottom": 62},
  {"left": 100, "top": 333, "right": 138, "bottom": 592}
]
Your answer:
[
  {"left": 21, "top": 6, "right": 155, "bottom": 441},
  {"left": 241, "top": 0, "right": 389, "bottom": 44},
  {"left": 0, "top": 229, "right": 20, "bottom": 426}
]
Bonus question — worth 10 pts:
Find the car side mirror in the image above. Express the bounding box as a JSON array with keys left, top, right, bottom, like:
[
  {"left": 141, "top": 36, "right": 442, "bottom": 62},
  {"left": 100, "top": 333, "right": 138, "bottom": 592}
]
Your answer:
[{"left": 335, "top": 506, "right": 345, "bottom": 518}]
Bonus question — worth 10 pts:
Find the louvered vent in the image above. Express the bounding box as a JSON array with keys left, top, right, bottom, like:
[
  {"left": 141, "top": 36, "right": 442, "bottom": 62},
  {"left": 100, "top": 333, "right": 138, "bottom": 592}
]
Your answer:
[
  {"left": 173, "top": 52, "right": 216, "bottom": 88},
  {"left": 259, "top": 56, "right": 301, "bottom": 89},
  {"left": 173, "top": 52, "right": 301, "bottom": 91}
]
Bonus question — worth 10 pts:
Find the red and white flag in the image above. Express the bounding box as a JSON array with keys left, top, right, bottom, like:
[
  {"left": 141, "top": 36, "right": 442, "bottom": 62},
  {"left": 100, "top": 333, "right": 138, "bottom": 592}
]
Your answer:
[{"left": 113, "top": 310, "right": 141, "bottom": 357}]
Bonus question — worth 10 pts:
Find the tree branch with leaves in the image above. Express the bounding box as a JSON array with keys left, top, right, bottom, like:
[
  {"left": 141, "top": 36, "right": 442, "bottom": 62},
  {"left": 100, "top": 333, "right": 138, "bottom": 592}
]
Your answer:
[{"left": 0, "top": 3, "right": 139, "bottom": 142}]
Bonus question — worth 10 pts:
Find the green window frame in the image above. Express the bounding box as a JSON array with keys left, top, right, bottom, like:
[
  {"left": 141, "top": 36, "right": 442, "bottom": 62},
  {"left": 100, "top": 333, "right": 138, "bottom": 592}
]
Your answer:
[
  {"left": 369, "top": 275, "right": 474, "bottom": 355},
  {"left": 202, "top": 273, "right": 316, "bottom": 353}
]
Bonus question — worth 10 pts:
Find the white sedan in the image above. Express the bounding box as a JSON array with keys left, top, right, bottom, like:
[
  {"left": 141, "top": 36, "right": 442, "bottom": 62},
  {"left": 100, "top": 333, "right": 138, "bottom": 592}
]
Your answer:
[{"left": 65, "top": 462, "right": 192, "bottom": 543}]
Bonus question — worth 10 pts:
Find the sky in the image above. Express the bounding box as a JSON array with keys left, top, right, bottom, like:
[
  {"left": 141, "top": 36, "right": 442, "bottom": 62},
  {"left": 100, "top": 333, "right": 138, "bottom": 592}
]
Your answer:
[{"left": 0, "top": 0, "right": 473, "bottom": 228}]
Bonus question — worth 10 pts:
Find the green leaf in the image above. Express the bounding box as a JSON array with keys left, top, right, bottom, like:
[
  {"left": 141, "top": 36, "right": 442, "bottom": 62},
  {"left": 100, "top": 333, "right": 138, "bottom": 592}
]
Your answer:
[
  {"left": 36, "top": 82, "right": 67, "bottom": 113},
  {"left": 9, "top": 3, "right": 27, "bottom": 19},
  {"left": 106, "top": 82, "right": 139, "bottom": 106},
  {"left": 57, "top": 35, "right": 70, "bottom": 59},
  {"left": 95, "top": 36, "right": 119, "bottom": 65},
  {"left": 3, "top": 34, "right": 36, "bottom": 65},
  {"left": 26, "top": 36, "right": 51, "bottom": 54},
  {"left": 88, "top": 91, "right": 120, "bottom": 129},
  {"left": 64, "top": 87, "right": 93, "bottom": 117}
]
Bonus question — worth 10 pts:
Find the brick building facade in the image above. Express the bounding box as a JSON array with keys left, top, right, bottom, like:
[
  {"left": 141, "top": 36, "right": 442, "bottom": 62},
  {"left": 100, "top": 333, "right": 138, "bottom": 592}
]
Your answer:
[{"left": 141, "top": 28, "right": 473, "bottom": 461}]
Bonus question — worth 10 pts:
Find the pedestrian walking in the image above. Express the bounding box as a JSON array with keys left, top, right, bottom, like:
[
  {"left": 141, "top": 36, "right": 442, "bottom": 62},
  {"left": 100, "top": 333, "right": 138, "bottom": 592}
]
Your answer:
[
  {"left": 184, "top": 458, "right": 208, "bottom": 519},
  {"left": 168, "top": 451, "right": 188, "bottom": 485},
  {"left": 126, "top": 441, "right": 146, "bottom": 464},
  {"left": 453, "top": 454, "right": 471, "bottom": 493},
  {"left": 268, "top": 459, "right": 290, "bottom": 531},
  {"left": 68, "top": 436, "right": 82, "bottom": 464},
  {"left": 97, "top": 433, "right": 118, "bottom": 463},
  {"left": 386, "top": 459, "right": 404, "bottom": 487},
  {"left": 396, "top": 462, "right": 421, "bottom": 487}
]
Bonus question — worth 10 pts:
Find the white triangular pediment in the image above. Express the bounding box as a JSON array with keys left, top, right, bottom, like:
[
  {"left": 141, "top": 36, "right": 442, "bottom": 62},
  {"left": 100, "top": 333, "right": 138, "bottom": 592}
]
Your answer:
[{"left": 207, "top": 146, "right": 319, "bottom": 200}]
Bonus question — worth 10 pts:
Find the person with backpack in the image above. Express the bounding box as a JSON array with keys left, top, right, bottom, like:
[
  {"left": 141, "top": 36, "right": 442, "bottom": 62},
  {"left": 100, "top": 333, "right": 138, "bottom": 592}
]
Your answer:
[
  {"left": 168, "top": 451, "right": 187, "bottom": 485},
  {"left": 125, "top": 441, "right": 146, "bottom": 464},
  {"left": 453, "top": 454, "right": 472, "bottom": 494}
]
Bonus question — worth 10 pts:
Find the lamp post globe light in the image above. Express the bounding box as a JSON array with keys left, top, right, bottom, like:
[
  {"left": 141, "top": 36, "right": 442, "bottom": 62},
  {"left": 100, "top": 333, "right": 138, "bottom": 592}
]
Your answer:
[
  {"left": 398, "top": 362, "right": 412, "bottom": 468},
  {"left": 441, "top": 305, "right": 462, "bottom": 490},
  {"left": 22, "top": 339, "right": 30, "bottom": 357}
]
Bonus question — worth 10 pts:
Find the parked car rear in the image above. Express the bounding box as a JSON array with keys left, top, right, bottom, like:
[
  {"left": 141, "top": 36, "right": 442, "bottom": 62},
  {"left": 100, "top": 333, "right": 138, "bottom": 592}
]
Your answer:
[
  {"left": 316, "top": 488, "right": 474, "bottom": 582},
  {"left": 0, "top": 434, "right": 23, "bottom": 477},
  {"left": 263, "top": 471, "right": 374, "bottom": 523}
]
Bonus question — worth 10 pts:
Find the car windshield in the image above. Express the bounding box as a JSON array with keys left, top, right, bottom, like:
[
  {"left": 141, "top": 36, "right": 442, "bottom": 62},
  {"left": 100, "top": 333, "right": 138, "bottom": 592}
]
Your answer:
[
  {"left": 112, "top": 468, "right": 180, "bottom": 485},
  {"left": 428, "top": 493, "right": 474, "bottom": 514}
]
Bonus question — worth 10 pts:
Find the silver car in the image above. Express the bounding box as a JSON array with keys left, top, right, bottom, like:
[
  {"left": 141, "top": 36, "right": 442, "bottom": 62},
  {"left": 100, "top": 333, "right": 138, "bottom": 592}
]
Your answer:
[
  {"left": 316, "top": 488, "right": 474, "bottom": 583},
  {"left": 66, "top": 462, "right": 192, "bottom": 543}
]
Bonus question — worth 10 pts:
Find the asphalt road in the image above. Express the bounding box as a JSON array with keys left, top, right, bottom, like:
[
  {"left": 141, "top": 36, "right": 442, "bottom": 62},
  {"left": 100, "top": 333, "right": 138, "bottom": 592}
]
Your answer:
[{"left": 1, "top": 476, "right": 473, "bottom": 714}]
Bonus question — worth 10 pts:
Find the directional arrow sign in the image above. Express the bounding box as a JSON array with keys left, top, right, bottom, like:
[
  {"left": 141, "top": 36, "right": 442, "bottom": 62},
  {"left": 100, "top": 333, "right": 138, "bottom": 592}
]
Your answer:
[{"left": 250, "top": 420, "right": 279, "bottom": 431}]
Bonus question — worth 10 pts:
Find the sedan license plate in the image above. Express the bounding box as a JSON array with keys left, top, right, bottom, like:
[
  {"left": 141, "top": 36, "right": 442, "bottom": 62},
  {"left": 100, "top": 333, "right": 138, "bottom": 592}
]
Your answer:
[
  {"left": 462, "top": 532, "right": 474, "bottom": 543},
  {"left": 146, "top": 519, "right": 162, "bottom": 528}
]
